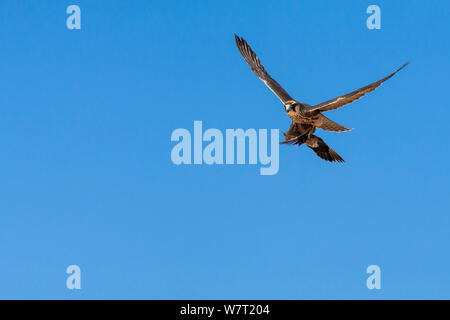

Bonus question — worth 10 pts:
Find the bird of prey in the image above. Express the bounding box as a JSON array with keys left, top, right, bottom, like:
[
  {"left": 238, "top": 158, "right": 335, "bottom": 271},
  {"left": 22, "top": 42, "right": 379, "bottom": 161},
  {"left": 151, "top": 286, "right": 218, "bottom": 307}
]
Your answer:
[{"left": 234, "top": 34, "right": 408, "bottom": 163}]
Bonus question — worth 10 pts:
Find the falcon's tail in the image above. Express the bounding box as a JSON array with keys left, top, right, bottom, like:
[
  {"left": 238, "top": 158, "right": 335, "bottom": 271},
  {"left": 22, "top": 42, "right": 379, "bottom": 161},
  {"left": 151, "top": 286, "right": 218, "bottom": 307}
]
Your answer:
[
  {"left": 314, "top": 114, "right": 351, "bottom": 133},
  {"left": 306, "top": 135, "right": 345, "bottom": 163}
]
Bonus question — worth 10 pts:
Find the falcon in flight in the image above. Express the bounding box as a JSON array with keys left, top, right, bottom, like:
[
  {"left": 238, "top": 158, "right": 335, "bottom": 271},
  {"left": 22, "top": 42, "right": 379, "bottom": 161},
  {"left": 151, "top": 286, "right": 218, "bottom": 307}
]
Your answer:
[{"left": 234, "top": 34, "right": 408, "bottom": 163}]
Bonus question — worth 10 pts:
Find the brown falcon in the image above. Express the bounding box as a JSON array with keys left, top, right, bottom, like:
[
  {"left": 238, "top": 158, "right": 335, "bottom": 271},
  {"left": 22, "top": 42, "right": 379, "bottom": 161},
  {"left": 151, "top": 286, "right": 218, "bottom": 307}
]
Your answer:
[{"left": 234, "top": 34, "right": 408, "bottom": 163}]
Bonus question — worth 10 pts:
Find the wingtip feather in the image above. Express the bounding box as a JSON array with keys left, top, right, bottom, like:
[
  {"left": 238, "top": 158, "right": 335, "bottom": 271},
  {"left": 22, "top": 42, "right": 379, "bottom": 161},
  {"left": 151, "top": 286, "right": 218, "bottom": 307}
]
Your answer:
[{"left": 397, "top": 61, "right": 410, "bottom": 72}]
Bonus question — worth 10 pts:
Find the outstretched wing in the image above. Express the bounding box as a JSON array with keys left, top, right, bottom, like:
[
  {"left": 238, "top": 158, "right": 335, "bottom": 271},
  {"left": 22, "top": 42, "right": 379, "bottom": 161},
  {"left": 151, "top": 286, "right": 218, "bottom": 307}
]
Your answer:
[
  {"left": 306, "top": 135, "right": 344, "bottom": 163},
  {"left": 235, "top": 34, "right": 293, "bottom": 104},
  {"left": 307, "top": 62, "right": 409, "bottom": 113}
]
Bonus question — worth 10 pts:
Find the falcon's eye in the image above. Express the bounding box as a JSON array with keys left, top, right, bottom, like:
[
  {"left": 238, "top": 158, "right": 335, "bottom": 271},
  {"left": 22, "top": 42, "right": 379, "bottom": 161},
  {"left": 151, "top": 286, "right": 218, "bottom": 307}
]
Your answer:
[{"left": 286, "top": 104, "right": 294, "bottom": 112}]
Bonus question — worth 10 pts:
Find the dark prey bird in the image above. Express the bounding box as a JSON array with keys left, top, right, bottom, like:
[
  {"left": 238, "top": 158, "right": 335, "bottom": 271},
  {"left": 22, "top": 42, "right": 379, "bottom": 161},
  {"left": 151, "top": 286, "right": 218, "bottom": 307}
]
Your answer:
[{"left": 234, "top": 34, "right": 408, "bottom": 163}]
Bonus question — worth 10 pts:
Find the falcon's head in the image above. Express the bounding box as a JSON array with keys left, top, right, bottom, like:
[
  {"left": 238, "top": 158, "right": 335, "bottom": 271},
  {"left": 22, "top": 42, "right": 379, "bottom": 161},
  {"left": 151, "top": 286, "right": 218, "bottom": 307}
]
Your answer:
[{"left": 284, "top": 101, "right": 296, "bottom": 113}]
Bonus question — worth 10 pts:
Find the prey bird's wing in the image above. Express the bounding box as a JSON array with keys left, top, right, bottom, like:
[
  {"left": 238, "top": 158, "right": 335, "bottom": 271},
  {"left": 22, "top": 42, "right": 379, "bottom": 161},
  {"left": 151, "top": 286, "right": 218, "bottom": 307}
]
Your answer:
[
  {"left": 306, "top": 135, "right": 344, "bottom": 163},
  {"left": 307, "top": 62, "right": 409, "bottom": 113},
  {"left": 235, "top": 34, "right": 293, "bottom": 104}
]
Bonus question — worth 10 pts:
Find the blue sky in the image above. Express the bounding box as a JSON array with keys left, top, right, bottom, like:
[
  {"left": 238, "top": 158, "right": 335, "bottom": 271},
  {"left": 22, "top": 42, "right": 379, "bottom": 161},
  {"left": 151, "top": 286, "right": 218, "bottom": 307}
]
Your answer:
[{"left": 0, "top": 0, "right": 449, "bottom": 299}]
